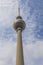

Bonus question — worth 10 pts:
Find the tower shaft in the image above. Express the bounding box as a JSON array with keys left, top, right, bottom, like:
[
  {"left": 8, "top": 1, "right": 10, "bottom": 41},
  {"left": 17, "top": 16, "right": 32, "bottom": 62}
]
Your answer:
[{"left": 16, "top": 28, "right": 24, "bottom": 65}]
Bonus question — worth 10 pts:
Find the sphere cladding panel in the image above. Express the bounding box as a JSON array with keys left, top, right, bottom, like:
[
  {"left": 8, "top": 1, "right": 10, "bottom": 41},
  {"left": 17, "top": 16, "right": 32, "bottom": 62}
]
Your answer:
[{"left": 13, "top": 19, "right": 26, "bottom": 31}]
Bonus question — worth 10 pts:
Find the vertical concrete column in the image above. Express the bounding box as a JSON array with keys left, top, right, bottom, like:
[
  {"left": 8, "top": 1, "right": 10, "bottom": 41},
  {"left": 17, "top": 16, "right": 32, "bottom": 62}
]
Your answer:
[{"left": 16, "top": 28, "right": 24, "bottom": 65}]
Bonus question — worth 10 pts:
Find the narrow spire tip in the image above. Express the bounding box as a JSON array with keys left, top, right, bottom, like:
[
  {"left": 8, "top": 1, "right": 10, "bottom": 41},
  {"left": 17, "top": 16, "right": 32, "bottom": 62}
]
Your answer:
[{"left": 18, "top": 2, "right": 20, "bottom": 16}]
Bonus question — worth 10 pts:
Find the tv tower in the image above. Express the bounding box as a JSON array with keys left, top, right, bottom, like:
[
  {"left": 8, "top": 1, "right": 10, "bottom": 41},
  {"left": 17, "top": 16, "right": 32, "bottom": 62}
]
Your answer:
[{"left": 13, "top": 4, "right": 26, "bottom": 65}]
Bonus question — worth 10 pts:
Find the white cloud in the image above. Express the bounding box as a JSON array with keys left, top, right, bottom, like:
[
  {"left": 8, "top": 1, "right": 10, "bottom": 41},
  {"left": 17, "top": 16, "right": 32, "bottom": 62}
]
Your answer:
[
  {"left": 23, "top": 41, "right": 43, "bottom": 65},
  {"left": 0, "top": 0, "right": 18, "bottom": 65},
  {"left": 0, "top": 39, "right": 16, "bottom": 65},
  {"left": 0, "top": 0, "right": 18, "bottom": 27},
  {"left": 0, "top": 37, "right": 43, "bottom": 65}
]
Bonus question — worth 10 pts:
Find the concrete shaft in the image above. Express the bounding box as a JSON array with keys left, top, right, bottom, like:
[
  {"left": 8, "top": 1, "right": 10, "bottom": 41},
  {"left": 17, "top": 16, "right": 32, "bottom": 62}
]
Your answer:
[{"left": 16, "top": 29, "right": 24, "bottom": 65}]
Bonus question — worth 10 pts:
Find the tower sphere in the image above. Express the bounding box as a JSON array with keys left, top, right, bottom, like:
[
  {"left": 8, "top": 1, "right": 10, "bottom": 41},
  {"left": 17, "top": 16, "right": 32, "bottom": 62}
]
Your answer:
[{"left": 13, "top": 16, "right": 26, "bottom": 31}]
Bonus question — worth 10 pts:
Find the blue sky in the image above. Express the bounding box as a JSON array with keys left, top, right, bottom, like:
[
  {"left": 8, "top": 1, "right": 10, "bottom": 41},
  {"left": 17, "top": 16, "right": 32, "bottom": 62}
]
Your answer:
[{"left": 0, "top": 0, "right": 43, "bottom": 65}]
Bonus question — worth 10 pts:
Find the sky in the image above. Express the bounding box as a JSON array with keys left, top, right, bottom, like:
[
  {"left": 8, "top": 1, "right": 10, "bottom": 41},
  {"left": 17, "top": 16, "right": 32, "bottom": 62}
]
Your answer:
[{"left": 0, "top": 0, "right": 43, "bottom": 65}]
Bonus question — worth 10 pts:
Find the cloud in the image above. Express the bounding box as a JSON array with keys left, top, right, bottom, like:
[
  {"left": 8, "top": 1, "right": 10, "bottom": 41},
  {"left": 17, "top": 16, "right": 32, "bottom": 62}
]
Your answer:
[
  {"left": 23, "top": 41, "right": 43, "bottom": 65},
  {"left": 20, "top": 0, "right": 43, "bottom": 40},
  {"left": 0, "top": 0, "right": 18, "bottom": 41},
  {"left": 0, "top": 39, "right": 43, "bottom": 65},
  {"left": 0, "top": 0, "right": 18, "bottom": 27},
  {"left": 0, "top": 0, "right": 18, "bottom": 65},
  {"left": 0, "top": 39, "right": 16, "bottom": 65}
]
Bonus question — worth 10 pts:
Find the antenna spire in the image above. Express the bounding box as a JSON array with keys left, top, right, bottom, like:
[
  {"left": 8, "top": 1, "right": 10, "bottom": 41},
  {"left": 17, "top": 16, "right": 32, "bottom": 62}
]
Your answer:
[
  {"left": 18, "top": 7, "right": 20, "bottom": 16},
  {"left": 18, "top": 2, "right": 20, "bottom": 16}
]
